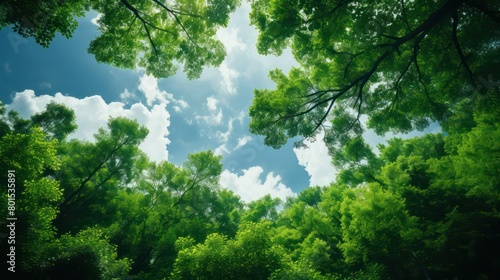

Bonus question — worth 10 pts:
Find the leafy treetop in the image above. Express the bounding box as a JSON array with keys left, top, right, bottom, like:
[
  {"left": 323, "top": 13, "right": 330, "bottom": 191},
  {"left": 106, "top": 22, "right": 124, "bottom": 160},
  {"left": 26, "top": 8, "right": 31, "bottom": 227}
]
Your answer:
[
  {"left": 0, "top": 0, "right": 242, "bottom": 79},
  {"left": 249, "top": 0, "right": 500, "bottom": 150}
]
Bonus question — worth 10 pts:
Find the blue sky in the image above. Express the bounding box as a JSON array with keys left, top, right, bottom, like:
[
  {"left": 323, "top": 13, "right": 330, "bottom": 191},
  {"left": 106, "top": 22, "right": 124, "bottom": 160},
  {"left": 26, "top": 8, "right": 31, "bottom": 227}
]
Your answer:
[{"left": 0, "top": 4, "right": 344, "bottom": 202}]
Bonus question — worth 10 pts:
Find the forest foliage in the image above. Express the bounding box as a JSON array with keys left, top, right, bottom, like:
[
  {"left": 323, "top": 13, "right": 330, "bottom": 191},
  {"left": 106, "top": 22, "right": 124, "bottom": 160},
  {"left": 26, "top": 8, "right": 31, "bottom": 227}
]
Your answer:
[
  {"left": 1, "top": 0, "right": 499, "bottom": 279},
  {"left": 1, "top": 97, "right": 499, "bottom": 279},
  {"left": 0, "top": 0, "right": 241, "bottom": 78}
]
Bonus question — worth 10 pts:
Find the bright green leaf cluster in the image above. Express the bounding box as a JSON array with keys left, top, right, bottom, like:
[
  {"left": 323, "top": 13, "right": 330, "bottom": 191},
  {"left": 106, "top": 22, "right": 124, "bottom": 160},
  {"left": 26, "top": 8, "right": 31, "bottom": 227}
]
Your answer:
[{"left": 249, "top": 0, "right": 499, "bottom": 151}]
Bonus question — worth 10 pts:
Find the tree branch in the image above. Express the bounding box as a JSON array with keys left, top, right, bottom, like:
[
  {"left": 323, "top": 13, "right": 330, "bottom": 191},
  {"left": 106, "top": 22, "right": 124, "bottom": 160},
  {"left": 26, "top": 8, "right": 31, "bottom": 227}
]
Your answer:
[
  {"left": 400, "top": 0, "right": 413, "bottom": 32},
  {"left": 120, "top": 0, "right": 159, "bottom": 55},
  {"left": 151, "top": 0, "right": 202, "bottom": 49},
  {"left": 120, "top": 15, "right": 137, "bottom": 39},
  {"left": 452, "top": 11, "right": 476, "bottom": 86},
  {"left": 387, "top": 31, "right": 426, "bottom": 114},
  {"left": 273, "top": 0, "right": 466, "bottom": 138},
  {"left": 60, "top": 138, "right": 130, "bottom": 208},
  {"left": 304, "top": 0, "right": 350, "bottom": 24},
  {"left": 172, "top": 158, "right": 209, "bottom": 207}
]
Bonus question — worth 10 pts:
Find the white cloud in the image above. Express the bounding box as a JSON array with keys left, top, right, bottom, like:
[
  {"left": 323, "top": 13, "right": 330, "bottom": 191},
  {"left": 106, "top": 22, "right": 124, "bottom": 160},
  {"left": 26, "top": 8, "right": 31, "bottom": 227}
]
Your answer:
[
  {"left": 177, "top": 99, "right": 189, "bottom": 109},
  {"left": 128, "top": 102, "right": 171, "bottom": 162},
  {"left": 214, "top": 1, "right": 298, "bottom": 81},
  {"left": 217, "top": 27, "right": 247, "bottom": 54},
  {"left": 138, "top": 73, "right": 188, "bottom": 110},
  {"left": 206, "top": 95, "right": 218, "bottom": 111},
  {"left": 234, "top": 135, "right": 252, "bottom": 150},
  {"left": 7, "top": 90, "right": 53, "bottom": 118},
  {"left": 90, "top": 13, "right": 102, "bottom": 26},
  {"left": 119, "top": 88, "right": 134, "bottom": 103},
  {"left": 219, "top": 61, "right": 239, "bottom": 95},
  {"left": 216, "top": 118, "right": 234, "bottom": 142},
  {"left": 212, "top": 110, "right": 223, "bottom": 125},
  {"left": 138, "top": 74, "right": 167, "bottom": 106},
  {"left": 6, "top": 90, "right": 170, "bottom": 162},
  {"left": 236, "top": 110, "right": 245, "bottom": 126},
  {"left": 214, "top": 135, "right": 251, "bottom": 156},
  {"left": 294, "top": 131, "right": 337, "bottom": 187},
  {"left": 214, "top": 144, "right": 230, "bottom": 156},
  {"left": 195, "top": 109, "right": 223, "bottom": 126},
  {"left": 219, "top": 166, "right": 296, "bottom": 202}
]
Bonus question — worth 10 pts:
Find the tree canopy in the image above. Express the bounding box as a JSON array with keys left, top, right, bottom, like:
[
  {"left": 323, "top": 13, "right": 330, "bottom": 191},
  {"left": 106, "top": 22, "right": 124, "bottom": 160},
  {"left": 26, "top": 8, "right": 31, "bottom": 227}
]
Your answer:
[
  {"left": 1, "top": 94, "right": 499, "bottom": 279},
  {"left": 248, "top": 0, "right": 499, "bottom": 149},
  {"left": 89, "top": 0, "right": 241, "bottom": 78},
  {"left": 1, "top": 0, "right": 241, "bottom": 78},
  {"left": 0, "top": 0, "right": 89, "bottom": 47}
]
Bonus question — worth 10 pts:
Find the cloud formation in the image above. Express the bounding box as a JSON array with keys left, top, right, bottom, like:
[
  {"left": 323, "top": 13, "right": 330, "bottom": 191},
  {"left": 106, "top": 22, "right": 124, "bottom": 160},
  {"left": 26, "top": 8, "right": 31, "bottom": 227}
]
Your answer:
[
  {"left": 215, "top": 26, "right": 246, "bottom": 95},
  {"left": 216, "top": 118, "right": 234, "bottom": 143},
  {"left": 217, "top": 27, "right": 247, "bottom": 54},
  {"left": 206, "top": 95, "right": 218, "bottom": 111},
  {"left": 138, "top": 73, "right": 188, "bottom": 110},
  {"left": 195, "top": 109, "right": 223, "bottom": 126},
  {"left": 218, "top": 61, "right": 239, "bottom": 95},
  {"left": 294, "top": 131, "right": 337, "bottom": 187},
  {"left": 219, "top": 166, "right": 296, "bottom": 202},
  {"left": 119, "top": 88, "right": 134, "bottom": 104},
  {"left": 214, "top": 144, "right": 230, "bottom": 156},
  {"left": 90, "top": 13, "right": 102, "bottom": 26},
  {"left": 6, "top": 90, "right": 171, "bottom": 162},
  {"left": 234, "top": 135, "right": 252, "bottom": 151}
]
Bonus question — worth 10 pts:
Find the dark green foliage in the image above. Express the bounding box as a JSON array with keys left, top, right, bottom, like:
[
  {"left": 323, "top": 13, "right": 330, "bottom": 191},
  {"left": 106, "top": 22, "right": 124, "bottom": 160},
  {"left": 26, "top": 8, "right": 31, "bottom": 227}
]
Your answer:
[
  {"left": 30, "top": 102, "right": 77, "bottom": 141},
  {"left": 45, "top": 249, "right": 101, "bottom": 280},
  {"left": 54, "top": 117, "right": 149, "bottom": 234},
  {"left": 0, "top": 0, "right": 88, "bottom": 47}
]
